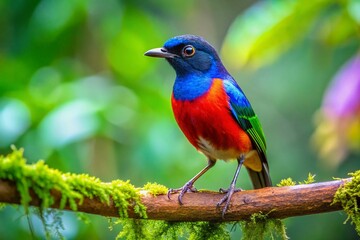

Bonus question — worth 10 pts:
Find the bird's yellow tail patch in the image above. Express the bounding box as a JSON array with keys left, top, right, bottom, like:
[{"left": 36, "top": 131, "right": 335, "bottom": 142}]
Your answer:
[{"left": 244, "top": 150, "right": 262, "bottom": 172}]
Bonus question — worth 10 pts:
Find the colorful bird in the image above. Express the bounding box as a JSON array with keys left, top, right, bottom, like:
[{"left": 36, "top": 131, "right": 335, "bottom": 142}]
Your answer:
[{"left": 145, "top": 35, "right": 271, "bottom": 217}]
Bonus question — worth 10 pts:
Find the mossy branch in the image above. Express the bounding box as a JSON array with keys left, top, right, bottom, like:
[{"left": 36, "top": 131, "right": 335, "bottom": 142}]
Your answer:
[
  {"left": 0, "top": 178, "right": 351, "bottom": 221},
  {"left": 0, "top": 148, "right": 356, "bottom": 224}
]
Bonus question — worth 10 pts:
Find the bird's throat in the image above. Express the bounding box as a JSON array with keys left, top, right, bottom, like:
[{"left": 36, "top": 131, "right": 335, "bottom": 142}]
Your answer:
[{"left": 172, "top": 75, "right": 214, "bottom": 101}]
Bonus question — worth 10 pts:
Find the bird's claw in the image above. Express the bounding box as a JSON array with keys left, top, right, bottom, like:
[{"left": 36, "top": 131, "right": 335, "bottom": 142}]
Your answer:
[
  {"left": 167, "top": 181, "right": 197, "bottom": 205},
  {"left": 217, "top": 186, "right": 242, "bottom": 218}
]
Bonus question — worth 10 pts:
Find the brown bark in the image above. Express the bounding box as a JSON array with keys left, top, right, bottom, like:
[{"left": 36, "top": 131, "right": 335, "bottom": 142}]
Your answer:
[{"left": 0, "top": 178, "right": 349, "bottom": 222}]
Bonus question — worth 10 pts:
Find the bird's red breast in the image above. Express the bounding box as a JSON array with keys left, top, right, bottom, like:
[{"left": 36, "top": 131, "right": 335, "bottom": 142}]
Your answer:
[{"left": 171, "top": 78, "right": 253, "bottom": 160}]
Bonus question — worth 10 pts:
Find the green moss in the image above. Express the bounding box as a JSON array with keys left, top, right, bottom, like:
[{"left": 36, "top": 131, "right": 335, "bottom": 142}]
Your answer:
[
  {"left": 188, "top": 221, "right": 230, "bottom": 240},
  {"left": 277, "top": 173, "right": 316, "bottom": 187},
  {"left": 299, "top": 173, "right": 316, "bottom": 185},
  {"left": 276, "top": 178, "right": 296, "bottom": 187},
  {"left": 241, "top": 212, "right": 288, "bottom": 240},
  {"left": 109, "top": 180, "right": 147, "bottom": 218},
  {"left": 142, "top": 182, "right": 168, "bottom": 196},
  {"left": 333, "top": 170, "right": 360, "bottom": 235},
  {"left": 0, "top": 147, "right": 147, "bottom": 219},
  {"left": 115, "top": 219, "right": 230, "bottom": 240}
]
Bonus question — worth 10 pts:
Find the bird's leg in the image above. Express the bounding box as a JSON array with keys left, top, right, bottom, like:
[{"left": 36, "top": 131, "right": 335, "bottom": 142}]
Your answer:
[
  {"left": 168, "top": 159, "right": 216, "bottom": 205},
  {"left": 217, "top": 155, "right": 245, "bottom": 218}
]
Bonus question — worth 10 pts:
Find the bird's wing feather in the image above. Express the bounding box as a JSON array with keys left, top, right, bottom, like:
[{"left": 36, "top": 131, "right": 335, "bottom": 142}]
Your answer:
[
  {"left": 224, "top": 79, "right": 271, "bottom": 188},
  {"left": 223, "top": 79, "right": 267, "bottom": 158}
]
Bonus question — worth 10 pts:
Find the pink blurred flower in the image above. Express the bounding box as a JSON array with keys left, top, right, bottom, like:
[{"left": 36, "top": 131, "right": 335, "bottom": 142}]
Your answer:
[{"left": 312, "top": 54, "right": 360, "bottom": 169}]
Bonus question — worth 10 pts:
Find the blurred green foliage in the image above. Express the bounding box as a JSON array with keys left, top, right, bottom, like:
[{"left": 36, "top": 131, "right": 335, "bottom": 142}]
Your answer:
[
  {"left": 222, "top": 0, "right": 360, "bottom": 68},
  {"left": 0, "top": 0, "right": 359, "bottom": 239}
]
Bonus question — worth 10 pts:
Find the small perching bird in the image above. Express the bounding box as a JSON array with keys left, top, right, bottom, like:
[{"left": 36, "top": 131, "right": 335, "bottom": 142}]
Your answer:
[{"left": 145, "top": 35, "right": 272, "bottom": 217}]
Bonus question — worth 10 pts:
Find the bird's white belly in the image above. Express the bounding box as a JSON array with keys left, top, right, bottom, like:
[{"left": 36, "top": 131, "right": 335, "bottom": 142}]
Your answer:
[{"left": 197, "top": 137, "right": 242, "bottom": 160}]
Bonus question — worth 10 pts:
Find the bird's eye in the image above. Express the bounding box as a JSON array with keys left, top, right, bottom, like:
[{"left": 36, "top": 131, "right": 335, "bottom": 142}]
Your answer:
[{"left": 182, "top": 45, "right": 195, "bottom": 57}]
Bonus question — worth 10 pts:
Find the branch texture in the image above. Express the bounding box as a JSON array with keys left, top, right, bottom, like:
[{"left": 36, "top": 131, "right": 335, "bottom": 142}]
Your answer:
[{"left": 0, "top": 178, "right": 350, "bottom": 221}]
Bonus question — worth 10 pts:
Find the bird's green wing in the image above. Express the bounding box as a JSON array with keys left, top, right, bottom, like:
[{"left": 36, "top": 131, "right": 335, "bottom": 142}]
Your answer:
[
  {"left": 224, "top": 79, "right": 271, "bottom": 188},
  {"left": 224, "top": 80, "right": 267, "bottom": 160},
  {"left": 232, "top": 105, "right": 266, "bottom": 154}
]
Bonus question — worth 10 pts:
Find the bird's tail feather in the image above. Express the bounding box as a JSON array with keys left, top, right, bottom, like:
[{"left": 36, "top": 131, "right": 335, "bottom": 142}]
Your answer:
[{"left": 246, "top": 162, "right": 272, "bottom": 189}]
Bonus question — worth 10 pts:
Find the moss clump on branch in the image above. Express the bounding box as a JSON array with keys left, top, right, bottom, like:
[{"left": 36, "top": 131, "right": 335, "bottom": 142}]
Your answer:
[
  {"left": 116, "top": 219, "right": 230, "bottom": 240},
  {"left": 276, "top": 178, "right": 296, "bottom": 187},
  {"left": 276, "top": 173, "right": 316, "bottom": 187},
  {"left": 142, "top": 182, "right": 168, "bottom": 196},
  {"left": 241, "top": 212, "right": 288, "bottom": 240},
  {"left": 333, "top": 170, "right": 360, "bottom": 235},
  {"left": 0, "top": 147, "right": 147, "bottom": 218}
]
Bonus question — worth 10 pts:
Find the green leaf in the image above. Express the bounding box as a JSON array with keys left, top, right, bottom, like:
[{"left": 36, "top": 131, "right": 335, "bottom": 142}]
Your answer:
[
  {"left": 318, "top": 7, "right": 359, "bottom": 46},
  {"left": 221, "top": 0, "right": 332, "bottom": 69}
]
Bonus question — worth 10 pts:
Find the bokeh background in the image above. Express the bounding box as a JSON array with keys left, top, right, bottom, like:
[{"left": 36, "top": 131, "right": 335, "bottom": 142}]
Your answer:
[{"left": 0, "top": 0, "right": 360, "bottom": 239}]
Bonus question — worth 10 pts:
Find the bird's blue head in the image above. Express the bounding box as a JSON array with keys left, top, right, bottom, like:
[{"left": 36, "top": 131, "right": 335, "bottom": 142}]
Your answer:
[{"left": 145, "top": 35, "right": 228, "bottom": 78}]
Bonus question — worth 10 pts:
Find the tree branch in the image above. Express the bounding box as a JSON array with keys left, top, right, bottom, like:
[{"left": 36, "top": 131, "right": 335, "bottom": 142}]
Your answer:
[{"left": 0, "top": 178, "right": 350, "bottom": 221}]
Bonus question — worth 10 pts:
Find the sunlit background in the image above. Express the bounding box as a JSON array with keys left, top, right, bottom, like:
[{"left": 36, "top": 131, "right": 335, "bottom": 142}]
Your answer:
[{"left": 0, "top": 0, "right": 359, "bottom": 239}]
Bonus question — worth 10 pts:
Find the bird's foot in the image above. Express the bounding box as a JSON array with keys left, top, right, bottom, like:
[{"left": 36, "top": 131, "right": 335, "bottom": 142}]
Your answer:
[
  {"left": 167, "top": 181, "right": 197, "bottom": 205},
  {"left": 217, "top": 186, "right": 242, "bottom": 218}
]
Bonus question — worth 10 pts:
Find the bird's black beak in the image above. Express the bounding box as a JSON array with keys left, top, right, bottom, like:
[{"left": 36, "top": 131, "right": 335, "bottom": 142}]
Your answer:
[{"left": 144, "top": 48, "right": 178, "bottom": 58}]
